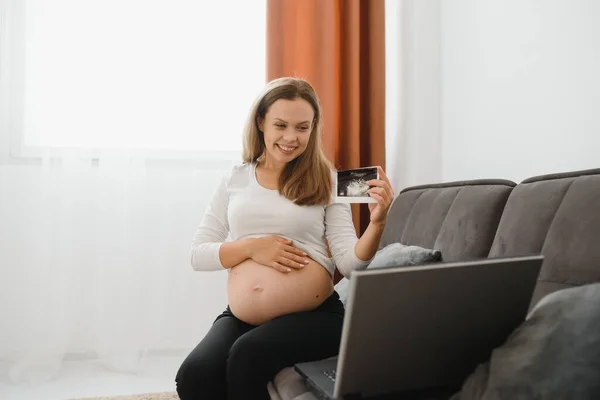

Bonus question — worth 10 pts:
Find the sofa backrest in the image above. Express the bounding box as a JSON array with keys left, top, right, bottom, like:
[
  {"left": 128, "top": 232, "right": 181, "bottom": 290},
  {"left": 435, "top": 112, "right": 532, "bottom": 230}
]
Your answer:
[
  {"left": 381, "top": 180, "right": 516, "bottom": 262},
  {"left": 488, "top": 168, "right": 600, "bottom": 308}
]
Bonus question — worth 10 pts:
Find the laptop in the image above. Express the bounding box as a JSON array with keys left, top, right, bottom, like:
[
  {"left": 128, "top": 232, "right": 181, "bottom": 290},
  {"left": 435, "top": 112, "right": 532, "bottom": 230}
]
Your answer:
[{"left": 294, "top": 255, "right": 544, "bottom": 399}]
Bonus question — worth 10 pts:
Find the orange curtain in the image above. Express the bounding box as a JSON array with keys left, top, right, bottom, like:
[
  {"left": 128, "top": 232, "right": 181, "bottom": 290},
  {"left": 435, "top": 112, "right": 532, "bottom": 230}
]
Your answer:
[{"left": 266, "top": 0, "right": 386, "bottom": 236}]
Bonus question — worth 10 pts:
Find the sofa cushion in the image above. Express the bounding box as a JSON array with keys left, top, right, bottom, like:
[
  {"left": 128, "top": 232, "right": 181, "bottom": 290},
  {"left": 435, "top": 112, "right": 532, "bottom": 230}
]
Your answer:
[
  {"left": 380, "top": 180, "right": 515, "bottom": 262},
  {"left": 450, "top": 283, "right": 600, "bottom": 400},
  {"left": 488, "top": 168, "right": 600, "bottom": 308}
]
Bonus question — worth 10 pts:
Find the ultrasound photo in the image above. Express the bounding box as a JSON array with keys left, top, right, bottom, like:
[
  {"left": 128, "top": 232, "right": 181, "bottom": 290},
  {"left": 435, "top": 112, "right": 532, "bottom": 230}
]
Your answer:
[{"left": 335, "top": 167, "right": 379, "bottom": 203}]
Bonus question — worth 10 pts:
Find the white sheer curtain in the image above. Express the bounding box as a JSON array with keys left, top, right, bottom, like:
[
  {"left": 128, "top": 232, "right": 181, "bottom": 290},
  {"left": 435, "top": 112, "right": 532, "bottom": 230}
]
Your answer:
[
  {"left": 0, "top": 159, "right": 232, "bottom": 383},
  {"left": 0, "top": 0, "right": 265, "bottom": 385}
]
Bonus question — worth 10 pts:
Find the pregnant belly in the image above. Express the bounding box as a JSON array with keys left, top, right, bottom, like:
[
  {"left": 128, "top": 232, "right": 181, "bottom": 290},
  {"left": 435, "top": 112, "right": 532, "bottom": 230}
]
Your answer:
[{"left": 227, "top": 258, "right": 334, "bottom": 325}]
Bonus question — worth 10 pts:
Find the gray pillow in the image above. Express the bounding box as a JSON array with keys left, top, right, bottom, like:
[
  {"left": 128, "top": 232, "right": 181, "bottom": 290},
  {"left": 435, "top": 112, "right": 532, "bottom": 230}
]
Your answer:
[
  {"left": 335, "top": 243, "right": 441, "bottom": 307},
  {"left": 451, "top": 283, "right": 600, "bottom": 400},
  {"left": 368, "top": 242, "right": 442, "bottom": 269}
]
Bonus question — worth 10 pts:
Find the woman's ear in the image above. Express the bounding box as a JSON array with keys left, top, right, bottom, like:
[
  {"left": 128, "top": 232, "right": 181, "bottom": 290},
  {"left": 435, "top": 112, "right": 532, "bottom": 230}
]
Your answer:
[{"left": 257, "top": 117, "right": 264, "bottom": 132}]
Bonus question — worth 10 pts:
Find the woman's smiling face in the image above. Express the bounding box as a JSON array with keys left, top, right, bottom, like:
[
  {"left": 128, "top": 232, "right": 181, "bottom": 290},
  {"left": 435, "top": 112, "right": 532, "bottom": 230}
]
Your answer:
[{"left": 258, "top": 98, "right": 314, "bottom": 169}]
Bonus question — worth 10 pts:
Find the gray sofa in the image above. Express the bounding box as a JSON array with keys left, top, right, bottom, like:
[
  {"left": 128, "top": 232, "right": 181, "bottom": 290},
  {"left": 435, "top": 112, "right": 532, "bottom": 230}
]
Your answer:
[{"left": 269, "top": 167, "right": 600, "bottom": 399}]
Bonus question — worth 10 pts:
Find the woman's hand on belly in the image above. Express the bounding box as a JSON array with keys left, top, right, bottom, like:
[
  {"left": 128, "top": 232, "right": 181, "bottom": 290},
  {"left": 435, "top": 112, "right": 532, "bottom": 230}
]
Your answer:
[{"left": 247, "top": 236, "right": 311, "bottom": 273}]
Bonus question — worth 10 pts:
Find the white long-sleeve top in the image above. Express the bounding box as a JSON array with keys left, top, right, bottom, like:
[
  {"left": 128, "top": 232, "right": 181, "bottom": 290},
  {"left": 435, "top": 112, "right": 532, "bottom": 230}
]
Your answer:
[{"left": 191, "top": 162, "right": 373, "bottom": 277}]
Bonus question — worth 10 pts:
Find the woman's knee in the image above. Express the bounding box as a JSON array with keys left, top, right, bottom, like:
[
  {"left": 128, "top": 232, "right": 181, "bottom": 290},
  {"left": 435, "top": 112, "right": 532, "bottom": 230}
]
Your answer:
[
  {"left": 175, "top": 355, "right": 226, "bottom": 398},
  {"left": 226, "top": 334, "right": 275, "bottom": 399},
  {"left": 226, "top": 333, "right": 271, "bottom": 379}
]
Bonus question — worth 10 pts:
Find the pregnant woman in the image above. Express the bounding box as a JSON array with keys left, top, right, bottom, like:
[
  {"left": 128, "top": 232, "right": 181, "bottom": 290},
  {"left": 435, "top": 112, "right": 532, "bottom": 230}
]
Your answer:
[{"left": 175, "top": 77, "right": 394, "bottom": 399}]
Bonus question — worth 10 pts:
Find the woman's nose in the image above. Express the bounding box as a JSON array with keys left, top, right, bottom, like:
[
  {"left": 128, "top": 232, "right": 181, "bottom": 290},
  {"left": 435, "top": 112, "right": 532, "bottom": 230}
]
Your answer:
[{"left": 282, "top": 128, "right": 297, "bottom": 141}]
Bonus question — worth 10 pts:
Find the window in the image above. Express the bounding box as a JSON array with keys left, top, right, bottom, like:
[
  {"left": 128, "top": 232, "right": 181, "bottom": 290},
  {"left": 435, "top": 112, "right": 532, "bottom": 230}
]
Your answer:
[{"left": 4, "top": 0, "right": 266, "bottom": 158}]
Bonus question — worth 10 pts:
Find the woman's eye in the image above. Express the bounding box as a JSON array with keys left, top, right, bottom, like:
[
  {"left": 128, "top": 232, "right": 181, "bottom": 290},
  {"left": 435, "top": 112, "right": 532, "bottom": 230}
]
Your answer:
[
  {"left": 275, "top": 124, "right": 286, "bottom": 129},
  {"left": 298, "top": 126, "right": 309, "bottom": 131}
]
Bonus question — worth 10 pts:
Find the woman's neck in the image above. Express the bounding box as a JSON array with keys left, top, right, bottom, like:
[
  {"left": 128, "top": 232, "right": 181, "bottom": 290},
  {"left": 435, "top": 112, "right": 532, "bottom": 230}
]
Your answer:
[{"left": 260, "top": 155, "right": 286, "bottom": 174}]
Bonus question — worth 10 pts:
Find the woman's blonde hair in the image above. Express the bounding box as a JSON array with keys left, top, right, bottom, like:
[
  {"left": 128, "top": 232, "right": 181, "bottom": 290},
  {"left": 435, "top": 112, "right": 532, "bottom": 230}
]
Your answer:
[{"left": 242, "top": 77, "right": 334, "bottom": 206}]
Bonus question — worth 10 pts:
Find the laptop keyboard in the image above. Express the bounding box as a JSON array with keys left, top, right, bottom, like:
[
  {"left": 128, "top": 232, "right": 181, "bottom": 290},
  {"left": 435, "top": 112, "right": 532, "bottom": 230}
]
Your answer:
[{"left": 323, "top": 369, "right": 337, "bottom": 382}]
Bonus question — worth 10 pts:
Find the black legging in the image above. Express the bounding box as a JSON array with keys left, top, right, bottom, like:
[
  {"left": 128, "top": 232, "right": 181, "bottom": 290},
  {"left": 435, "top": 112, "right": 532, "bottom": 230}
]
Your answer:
[{"left": 175, "top": 291, "right": 345, "bottom": 400}]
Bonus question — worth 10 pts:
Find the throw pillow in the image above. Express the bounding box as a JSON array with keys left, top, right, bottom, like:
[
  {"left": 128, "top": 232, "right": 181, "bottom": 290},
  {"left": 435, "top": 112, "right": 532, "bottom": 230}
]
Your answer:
[
  {"left": 368, "top": 242, "right": 442, "bottom": 269},
  {"left": 335, "top": 243, "right": 442, "bottom": 307},
  {"left": 451, "top": 282, "right": 600, "bottom": 400}
]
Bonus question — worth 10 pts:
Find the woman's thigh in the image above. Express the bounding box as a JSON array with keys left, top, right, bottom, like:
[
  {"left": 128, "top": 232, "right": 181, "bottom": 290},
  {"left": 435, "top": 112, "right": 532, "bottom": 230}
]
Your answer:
[
  {"left": 228, "top": 308, "right": 344, "bottom": 379},
  {"left": 261, "top": 309, "right": 344, "bottom": 361}
]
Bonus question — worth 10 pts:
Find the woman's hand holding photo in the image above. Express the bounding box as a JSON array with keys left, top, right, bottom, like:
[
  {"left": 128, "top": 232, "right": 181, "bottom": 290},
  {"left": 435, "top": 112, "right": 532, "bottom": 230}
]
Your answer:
[{"left": 367, "top": 166, "right": 395, "bottom": 227}]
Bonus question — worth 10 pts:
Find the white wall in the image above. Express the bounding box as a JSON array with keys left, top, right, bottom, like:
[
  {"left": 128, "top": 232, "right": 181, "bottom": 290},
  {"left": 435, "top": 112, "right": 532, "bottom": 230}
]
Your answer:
[
  {"left": 441, "top": 0, "right": 600, "bottom": 183},
  {"left": 386, "top": 0, "right": 600, "bottom": 188},
  {"left": 385, "top": 0, "right": 442, "bottom": 192}
]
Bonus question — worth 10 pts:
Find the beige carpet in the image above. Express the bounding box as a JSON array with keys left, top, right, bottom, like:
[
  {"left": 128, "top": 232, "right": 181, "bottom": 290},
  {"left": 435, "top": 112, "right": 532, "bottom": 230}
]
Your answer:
[{"left": 70, "top": 392, "right": 179, "bottom": 400}]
